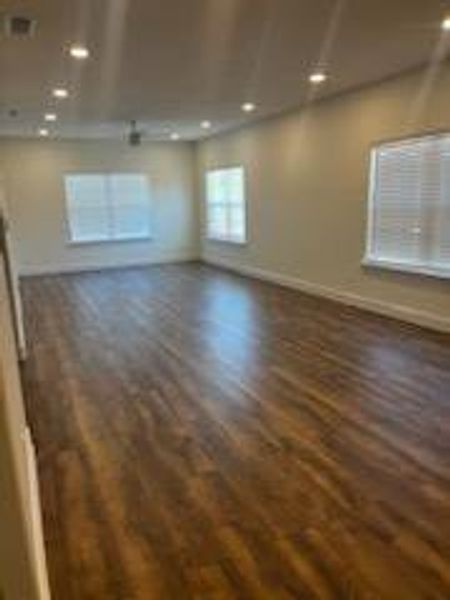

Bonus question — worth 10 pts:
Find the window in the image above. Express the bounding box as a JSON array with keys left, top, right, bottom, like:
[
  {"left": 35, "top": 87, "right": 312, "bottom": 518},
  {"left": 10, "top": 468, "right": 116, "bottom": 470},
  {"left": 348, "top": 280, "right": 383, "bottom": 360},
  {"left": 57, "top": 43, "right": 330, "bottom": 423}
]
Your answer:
[
  {"left": 206, "top": 167, "right": 246, "bottom": 243},
  {"left": 365, "top": 133, "right": 450, "bottom": 278},
  {"left": 64, "top": 173, "right": 152, "bottom": 243}
]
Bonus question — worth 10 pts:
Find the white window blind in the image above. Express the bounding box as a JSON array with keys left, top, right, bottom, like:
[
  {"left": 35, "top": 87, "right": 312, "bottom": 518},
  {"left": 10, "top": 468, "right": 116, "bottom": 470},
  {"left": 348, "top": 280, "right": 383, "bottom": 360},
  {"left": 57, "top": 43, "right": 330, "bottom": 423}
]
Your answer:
[
  {"left": 64, "top": 173, "right": 152, "bottom": 243},
  {"left": 206, "top": 167, "right": 246, "bottom": 243},
  {"left": 365, "top": 133, "right": 450, "bottom": 278}
]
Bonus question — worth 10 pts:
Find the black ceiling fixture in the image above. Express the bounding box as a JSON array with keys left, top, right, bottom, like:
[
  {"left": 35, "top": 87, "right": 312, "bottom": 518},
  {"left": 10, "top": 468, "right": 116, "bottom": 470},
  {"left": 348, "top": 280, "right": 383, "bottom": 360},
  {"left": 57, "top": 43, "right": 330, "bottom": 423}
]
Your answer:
[{"left": 128, "top": 120, "right": 142, "bottom": 146}]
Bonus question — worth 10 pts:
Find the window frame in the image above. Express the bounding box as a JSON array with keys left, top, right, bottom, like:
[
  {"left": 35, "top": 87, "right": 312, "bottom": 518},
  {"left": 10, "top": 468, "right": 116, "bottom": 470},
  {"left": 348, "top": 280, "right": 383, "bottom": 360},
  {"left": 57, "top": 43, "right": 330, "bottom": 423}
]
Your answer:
[
  {"left": 205, "top": 166, "right": 248, "bottom": 245},
  {"left": 63, "top": 171, "right": 153, "bottom": 246},
  {"left": 362, "top": 131, "right": 450, "bottom": 280}
]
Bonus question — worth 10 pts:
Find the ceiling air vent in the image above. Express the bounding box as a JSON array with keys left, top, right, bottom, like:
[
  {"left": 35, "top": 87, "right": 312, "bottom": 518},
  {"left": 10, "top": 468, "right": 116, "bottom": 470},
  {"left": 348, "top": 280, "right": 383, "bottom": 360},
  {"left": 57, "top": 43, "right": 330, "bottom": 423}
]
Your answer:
[{"left": 4, "top": 15, "right": 37, "bottom": 37}]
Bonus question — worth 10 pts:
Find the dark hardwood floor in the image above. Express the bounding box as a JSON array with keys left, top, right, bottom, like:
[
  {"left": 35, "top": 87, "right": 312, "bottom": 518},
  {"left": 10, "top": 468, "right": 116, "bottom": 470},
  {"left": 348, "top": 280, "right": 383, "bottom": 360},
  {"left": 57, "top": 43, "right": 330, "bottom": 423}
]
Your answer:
[{"left": 21, "top": 262, "right": 450, "bottom": 599}]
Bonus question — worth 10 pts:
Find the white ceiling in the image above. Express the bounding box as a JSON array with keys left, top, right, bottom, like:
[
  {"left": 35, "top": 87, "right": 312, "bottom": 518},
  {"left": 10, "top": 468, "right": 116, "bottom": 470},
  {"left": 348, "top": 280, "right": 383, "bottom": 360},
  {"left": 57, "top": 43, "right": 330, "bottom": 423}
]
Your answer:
[{"left": 0, "top": 0, "right": 449, "bottom": 141}]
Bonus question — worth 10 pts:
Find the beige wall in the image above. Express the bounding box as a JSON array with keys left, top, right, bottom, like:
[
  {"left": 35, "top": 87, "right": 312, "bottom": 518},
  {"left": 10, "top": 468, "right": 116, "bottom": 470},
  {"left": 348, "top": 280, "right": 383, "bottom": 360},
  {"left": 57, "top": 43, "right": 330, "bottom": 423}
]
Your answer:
[
  {"left": 0, "top": 139, "right": 198, "bottom": 275},
  {"left": 196, "top": 65, "right": 450, "bottom": 331},
  {"left": 1, "top": 66, "right": 449, "bottom": 329}
]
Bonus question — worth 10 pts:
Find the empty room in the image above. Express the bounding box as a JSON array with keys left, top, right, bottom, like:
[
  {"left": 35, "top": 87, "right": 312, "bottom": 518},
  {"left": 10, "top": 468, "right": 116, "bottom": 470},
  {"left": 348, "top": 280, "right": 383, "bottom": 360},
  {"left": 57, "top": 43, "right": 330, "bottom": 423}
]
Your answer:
[{"left": 1, "top": 1, "right": 450, "bottom": 598}]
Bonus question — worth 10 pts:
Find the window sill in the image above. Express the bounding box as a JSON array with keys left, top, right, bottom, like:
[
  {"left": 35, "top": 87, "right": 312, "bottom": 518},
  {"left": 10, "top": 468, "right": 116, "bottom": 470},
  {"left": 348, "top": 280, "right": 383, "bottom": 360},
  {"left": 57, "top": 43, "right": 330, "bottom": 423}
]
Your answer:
[
  {"left": 67, "top": 236, "right": 152, "bottom": 247},
  {"left": 362, "top": 257, "right": 450, "bottom": 280},
  {"left": 206, "top": 236, "right": 248, "bottom": 246}
]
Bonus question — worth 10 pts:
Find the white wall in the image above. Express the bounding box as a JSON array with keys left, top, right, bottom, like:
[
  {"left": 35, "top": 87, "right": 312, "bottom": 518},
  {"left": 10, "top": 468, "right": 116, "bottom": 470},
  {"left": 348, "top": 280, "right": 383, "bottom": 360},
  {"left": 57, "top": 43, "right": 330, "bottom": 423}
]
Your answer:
[
  {"left": 196, "top": 65, "right": 450, "bottom": 332},
  {"left": 0, "top": 139, "right": 198, "bottom": 275}
]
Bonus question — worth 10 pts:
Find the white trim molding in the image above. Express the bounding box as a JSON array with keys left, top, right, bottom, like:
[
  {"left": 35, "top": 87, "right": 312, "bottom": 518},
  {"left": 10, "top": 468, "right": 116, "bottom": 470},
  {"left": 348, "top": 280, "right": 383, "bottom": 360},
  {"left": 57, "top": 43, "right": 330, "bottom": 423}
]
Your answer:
[
  {"left": 23, "top": 427, "right": 52, "bottom": 600},
  {"left": 19, "top": 252, "right": 200, "bottom": 277},
  {"left": 362, "top": 257, "right": 450, "bottom": 281},
  {"left": 202, "top": 256, "right": 450, "bottom": 334}
]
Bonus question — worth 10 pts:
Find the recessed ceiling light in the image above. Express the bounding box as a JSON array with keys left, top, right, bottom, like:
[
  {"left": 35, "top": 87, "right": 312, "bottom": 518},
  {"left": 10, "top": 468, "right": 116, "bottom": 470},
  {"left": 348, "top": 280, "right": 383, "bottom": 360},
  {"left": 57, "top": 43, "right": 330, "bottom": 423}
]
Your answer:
[
  {"left": 241, "top": 102, "right": 256, "bottom": 113},
  {"left": 170, "top": 133, "right": 180, "bottom": 141},
  {"left": 53, "top": 88, "right": 69, "bottom": 99},
  {"left": 201, "top": 120, "right": 211, "bottom": 129},
  {"left": 309, "top": 72, "right": 327, "bottom": 84},
  {"left": 38, "top": 128, "right": 49, "bottom": 137},
  {"left": 442, "top": 16, "right": 450, "bottom": 31},
  {"left": 70, "top": 45, "right": 90, "bottom": 59},
  {"left": 44, "top": 113, "right": 57, "bottom": 122}
]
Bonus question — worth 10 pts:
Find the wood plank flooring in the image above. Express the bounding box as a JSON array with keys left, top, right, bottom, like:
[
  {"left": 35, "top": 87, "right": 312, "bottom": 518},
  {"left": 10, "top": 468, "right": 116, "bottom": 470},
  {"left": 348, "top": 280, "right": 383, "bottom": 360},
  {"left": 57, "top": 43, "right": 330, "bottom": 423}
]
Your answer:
[{"left": 21, "top": 263, "right": 450, "bottom": 599}]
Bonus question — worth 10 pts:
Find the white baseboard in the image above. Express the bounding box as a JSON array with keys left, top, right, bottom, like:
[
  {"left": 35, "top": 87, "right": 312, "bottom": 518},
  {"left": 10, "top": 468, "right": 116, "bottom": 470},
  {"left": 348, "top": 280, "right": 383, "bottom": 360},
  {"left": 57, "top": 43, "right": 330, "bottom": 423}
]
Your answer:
[
  {"left": 19, "top": 252, "right": 200, "bottom": 277},
  {"left": 203, "top": 256, "right": 450, "bottom": 334},
  {"left": 23, "top": 427, "right": 52, "bottom": 600}
]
